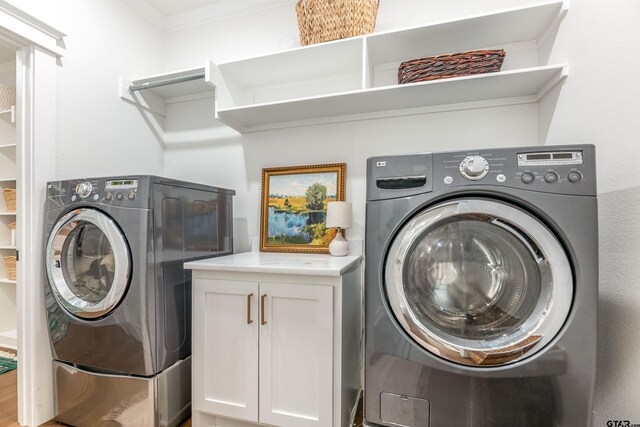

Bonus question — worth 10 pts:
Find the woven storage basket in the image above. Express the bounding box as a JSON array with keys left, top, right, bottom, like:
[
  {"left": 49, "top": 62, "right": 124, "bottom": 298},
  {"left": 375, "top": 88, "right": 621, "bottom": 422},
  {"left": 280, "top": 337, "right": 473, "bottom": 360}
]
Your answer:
[
  {"left": 398, "top": 49, "right": 506, "bottom": 84},
  {"left": 0, "top": 84, "right": 15, "bottom": 111},
  {"left": 3, "top": 189, "right": 15, "bottom": 212},
  {"left": 296, "top": 0, "right": 379, "bottom": 46},
  {"left": 3, "top": 256, "right": 16, "bottom": 281}
]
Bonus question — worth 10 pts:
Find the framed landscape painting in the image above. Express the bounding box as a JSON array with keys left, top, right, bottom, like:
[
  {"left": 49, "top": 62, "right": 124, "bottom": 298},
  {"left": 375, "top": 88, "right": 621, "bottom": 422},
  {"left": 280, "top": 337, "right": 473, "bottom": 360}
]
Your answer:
[{"left": 260, "top": 163, "right": 346, "bottom": 253}]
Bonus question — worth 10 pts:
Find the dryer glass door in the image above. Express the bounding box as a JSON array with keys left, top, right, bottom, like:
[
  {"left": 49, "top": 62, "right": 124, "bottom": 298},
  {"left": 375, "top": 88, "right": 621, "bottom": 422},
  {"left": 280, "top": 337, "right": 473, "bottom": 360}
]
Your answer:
[
  {"left": 385, "top": 199, "right": 573, "bottom": 367},
  {"left": 46, "top": 208, "right": 131, "bottom": 319}
]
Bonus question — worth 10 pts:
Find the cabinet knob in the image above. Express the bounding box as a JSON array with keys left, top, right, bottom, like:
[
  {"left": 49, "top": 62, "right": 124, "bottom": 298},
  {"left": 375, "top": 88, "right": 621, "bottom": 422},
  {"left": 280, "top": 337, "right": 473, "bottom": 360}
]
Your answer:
[{"left": 261, "top": 294, "right": 267, "bottom": 325}]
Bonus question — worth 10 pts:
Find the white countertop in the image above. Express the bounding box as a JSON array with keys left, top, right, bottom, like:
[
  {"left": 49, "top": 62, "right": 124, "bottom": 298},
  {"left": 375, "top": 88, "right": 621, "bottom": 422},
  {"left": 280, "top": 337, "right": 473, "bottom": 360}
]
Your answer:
[{"left": 185, "top": 252, "right": 362, "bottom": 277}]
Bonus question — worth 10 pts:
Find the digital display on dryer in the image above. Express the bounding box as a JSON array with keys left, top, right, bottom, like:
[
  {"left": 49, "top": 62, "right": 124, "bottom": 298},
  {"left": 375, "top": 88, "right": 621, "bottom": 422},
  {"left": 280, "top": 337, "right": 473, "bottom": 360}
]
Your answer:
[{"left": 106, "top": 179, "right": 138, "bottom": 190}]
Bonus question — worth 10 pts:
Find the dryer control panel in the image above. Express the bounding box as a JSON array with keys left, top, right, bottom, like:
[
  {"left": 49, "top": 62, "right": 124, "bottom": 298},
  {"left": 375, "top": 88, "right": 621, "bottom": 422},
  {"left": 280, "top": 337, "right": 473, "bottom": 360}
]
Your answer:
[
  {"left": 48, "top": 176, "right": 152, "bottom": 209},
  {"left": 367, "top": 144, "right": 596, "bottom": 201}
]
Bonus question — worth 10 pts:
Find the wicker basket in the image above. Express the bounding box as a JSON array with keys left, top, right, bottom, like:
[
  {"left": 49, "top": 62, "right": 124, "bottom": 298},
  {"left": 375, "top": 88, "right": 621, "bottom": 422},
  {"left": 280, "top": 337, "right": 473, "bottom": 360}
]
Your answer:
[
  {"left": 296, "top": 0, "right": 379, "bottom": 46},
  {"left": 398, "top": 49, "right": 506, "bottom": 84},
  {"left": 0, "top": 84, "right": 15, "bottom": 111},
  {"left": 3, "top": 256, "right": 16, "bottom": 281},
  {"left": 3, "top": 189, "right": 15, "bottom": 212}
]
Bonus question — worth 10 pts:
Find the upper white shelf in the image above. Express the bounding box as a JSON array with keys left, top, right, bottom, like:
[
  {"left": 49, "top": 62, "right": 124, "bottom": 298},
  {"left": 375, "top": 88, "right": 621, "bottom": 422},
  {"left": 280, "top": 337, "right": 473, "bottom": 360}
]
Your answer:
[
  {"left": 0, "top": 106, "right": 15, "bottom": 125},
  {"left": 121, "top": 0, "right": 567, "bottom": 134},
  {"left": 217, "top": 65, "right": 566, "bottom": 132}
]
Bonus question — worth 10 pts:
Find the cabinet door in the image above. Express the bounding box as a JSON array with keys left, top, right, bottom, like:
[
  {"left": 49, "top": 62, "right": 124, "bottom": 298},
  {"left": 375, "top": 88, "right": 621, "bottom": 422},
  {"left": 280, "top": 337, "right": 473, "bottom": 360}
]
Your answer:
[
  {"left": 259, "top": 282, "right": 334, "bottom": 427},
  {"left": 193, "top": 279, "right": 259, "bottom": 422}
]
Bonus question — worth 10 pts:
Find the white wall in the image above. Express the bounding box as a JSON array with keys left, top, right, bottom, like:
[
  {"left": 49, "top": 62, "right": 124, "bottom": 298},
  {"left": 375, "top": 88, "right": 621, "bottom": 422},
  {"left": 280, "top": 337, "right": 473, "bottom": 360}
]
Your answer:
[
  {"left": 162, "top": 0, "right": 640, "bottom": 425},
  {"left": 16, "top": 0, "right": 165, "bottom": 179},
  {"left": 540, "top": 1, "right": 640, "bottom": 424}
]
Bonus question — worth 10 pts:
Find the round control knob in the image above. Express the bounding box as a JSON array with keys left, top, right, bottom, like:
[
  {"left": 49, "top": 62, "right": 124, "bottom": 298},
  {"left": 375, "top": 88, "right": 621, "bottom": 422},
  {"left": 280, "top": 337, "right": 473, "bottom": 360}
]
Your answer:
[
  {"left": 567, "top": 171, "right": 582, "bottom": 183},
  {"left": 116, "top": 193, "right": 124, "bottom": 201},
  {"left": 544, "top": 172, "right": 559, "bottom": 183},
  {"left": 128, "top": 192, "right": 136, "bottom": 200},
  {"left": 75, "top": 182, "right": 93, "bottom": 199},
  {"left": 459, "top": 156, "right": 489, "bottom": 180},
  {"left": 105, "top": 192, "right": 113, "bottom": 201},
  {"left": 521, "top": 173, "right": 535, "bottom": 184}
]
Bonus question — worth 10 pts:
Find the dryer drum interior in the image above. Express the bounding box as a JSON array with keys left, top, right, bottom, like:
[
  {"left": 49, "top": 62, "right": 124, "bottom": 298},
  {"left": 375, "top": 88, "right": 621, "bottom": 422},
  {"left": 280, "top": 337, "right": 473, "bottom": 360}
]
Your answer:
[
  {"left": 384, "top": 198, "right": 573, "bottom": 367},
  {"left": 46, "top": 207, "right": 131, "bottom": 320}
]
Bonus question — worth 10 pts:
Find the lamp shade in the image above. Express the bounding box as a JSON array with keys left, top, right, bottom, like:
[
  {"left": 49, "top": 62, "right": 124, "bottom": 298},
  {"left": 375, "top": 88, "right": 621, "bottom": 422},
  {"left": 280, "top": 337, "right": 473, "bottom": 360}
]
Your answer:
[{"left": 326, "top": 201, "right": 352, "bottom": 229}]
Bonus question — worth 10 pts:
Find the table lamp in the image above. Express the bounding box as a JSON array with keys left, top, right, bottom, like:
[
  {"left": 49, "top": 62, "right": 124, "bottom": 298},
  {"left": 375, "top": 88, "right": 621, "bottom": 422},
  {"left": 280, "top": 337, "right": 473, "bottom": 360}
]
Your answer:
[{"left": 326, "top": 201, "right": 352, "bottom": 257}]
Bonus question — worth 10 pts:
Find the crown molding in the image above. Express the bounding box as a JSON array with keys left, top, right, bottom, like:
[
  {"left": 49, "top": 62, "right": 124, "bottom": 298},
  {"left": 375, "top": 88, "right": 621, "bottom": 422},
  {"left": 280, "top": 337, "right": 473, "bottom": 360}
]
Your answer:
[
  {"left": 120, "top": 0, "right": 166, "bottom": 30},
  {"left": 122, "top": 0, "right": 296, "bottom": 33},
  {"left": 165, "top": 0, "right": 296, "bottom": 32}
]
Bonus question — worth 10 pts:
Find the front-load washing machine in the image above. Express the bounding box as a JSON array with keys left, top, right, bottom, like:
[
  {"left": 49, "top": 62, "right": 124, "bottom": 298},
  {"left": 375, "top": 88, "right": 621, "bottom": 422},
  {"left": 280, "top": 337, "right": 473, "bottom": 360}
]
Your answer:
[
  {"left": 44, "top": 176, "right": 234, "bottom": 426},
  {"left": 364, "top": 145, "right": 597, "bottom": 427}
]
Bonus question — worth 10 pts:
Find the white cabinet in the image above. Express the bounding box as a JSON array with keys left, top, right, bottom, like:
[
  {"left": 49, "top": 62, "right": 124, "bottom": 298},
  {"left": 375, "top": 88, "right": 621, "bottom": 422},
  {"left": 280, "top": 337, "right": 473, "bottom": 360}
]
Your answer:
[
  {"left": 188, "top": 252, "right": 362, "bottom": 427},
  {"left": 193, "top": 280, "right": 259, "bottom": 422},
  {"left": 122, "top": 1, "right": 568, "bottom": 134}
]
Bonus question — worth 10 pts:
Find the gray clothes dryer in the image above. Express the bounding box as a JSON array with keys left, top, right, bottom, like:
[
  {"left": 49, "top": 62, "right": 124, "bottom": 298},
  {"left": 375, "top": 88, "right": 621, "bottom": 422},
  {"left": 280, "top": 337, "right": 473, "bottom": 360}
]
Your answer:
[
  {"left": 364, "top": 145, "right": 597, "bottom": 427},
  {"left": 44, "top": 175, "right": 234, "bottom": 426}
]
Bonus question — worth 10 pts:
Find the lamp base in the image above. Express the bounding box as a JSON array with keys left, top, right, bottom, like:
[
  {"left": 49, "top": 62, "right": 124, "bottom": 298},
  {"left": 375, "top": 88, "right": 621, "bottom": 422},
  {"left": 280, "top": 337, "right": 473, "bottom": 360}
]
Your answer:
[{"left": 329, "top": 229, "right": 349, "bottom": 257}]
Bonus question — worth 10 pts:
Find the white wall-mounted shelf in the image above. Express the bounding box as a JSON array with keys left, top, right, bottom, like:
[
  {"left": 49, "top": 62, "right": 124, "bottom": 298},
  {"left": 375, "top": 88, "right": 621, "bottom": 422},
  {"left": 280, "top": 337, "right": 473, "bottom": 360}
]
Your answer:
[
  {"left": 0, "top": 279, "right": 15, "bottom": 285},
  {"left": 121, "top": 0, "right": 567, "bottom": 135},
  {"left": 0, "top": 328, "right": 17, "bottom": 349},
  {"left": 0, "top": 106, "right": 15, "bottom": 125},
  {"left": 120, "top": 62, "right": 216, "bottom": 118},
  {"left": 217, "top": 65, "right": 567, "bottom": 132}
]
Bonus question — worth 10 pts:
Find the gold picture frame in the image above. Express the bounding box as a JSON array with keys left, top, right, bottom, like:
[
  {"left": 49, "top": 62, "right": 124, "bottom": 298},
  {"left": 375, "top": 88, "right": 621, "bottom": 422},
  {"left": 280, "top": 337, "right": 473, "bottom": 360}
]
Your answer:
[{"left": 260, "top": 163, "right": 346, "bottom": 254}]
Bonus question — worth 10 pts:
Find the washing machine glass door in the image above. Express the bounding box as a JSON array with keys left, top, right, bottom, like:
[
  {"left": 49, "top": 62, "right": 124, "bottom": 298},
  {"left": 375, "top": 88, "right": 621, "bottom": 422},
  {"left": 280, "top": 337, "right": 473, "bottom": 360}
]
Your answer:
[
  {"left": 385, "top": 198, "right": 573, "bottom": 367},
  {"left": 46, "top": 208, "right": 131, "bottom": 319}
]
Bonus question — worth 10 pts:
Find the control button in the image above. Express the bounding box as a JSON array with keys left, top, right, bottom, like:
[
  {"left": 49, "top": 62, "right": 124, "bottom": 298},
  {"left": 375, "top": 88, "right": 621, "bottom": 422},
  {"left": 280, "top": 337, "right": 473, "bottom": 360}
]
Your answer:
[
  {"left": 75, "top": 182, "right": 93, "bottom": 199},
  {"left": 105, "top": 192, "right": 113, "bottom": 201},
  {"left": 444, "top": 176, "right": 453, "bottom": 185},
  {"left": 568, "top": 171, "right": 582, "bottom": 183},
  {"left": 496, "top": 174, "right": 506, "bottom": 183},
  {"left": 71, "top": 195, "right": 77, "bottom": 202},
  {"left": 128, "top": 192, "right": 136, "bottom": 200},
  {"left": 116, "top": 193, "right": 124, "bottom": 200},
  {"left": 459, "top": 155, "right": 490, "bottom": 180},
  {"left": 521, "top": 173, "right": 535, "bottom": 184},
  {"left": 92, "top": 194, "right": 99, "bottom": 201},
  {"left": 544, "top": 172, "right": 559, "bottom": 183}
]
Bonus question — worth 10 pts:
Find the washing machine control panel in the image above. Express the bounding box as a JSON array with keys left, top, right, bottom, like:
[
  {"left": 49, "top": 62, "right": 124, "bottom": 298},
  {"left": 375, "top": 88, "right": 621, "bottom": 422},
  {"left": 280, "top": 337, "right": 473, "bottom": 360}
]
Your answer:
[{"left": 431, "top": 145, "right": 596, "bottom": 196}]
